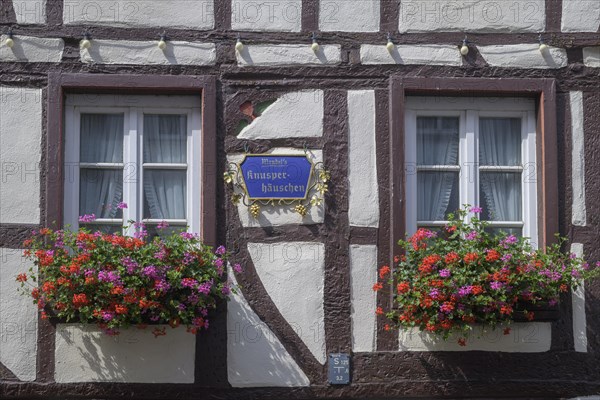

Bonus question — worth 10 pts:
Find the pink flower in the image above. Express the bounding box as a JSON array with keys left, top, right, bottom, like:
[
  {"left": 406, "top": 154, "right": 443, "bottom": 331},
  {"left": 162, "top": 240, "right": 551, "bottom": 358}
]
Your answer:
[
  {"left": 439, "top": 269, "right": 451, "bottom": 278},
  {"left": 198, "top": 282, "right": 212, "bottom": 295},
  {"left": 233, "top": 263, "right": 243, "bottom": 273},
  {"left": 215, "top": 246, "right": 226, "bottom": 255},
  {"left": 78, "top": 214, "right": 96, "bottom": 223},
  {"left": 101, "top": 311, "right": 114, "bottom": 322},
  {"left": 157, "top": 221, "right": 169, "bottom": 230},
  {"left": 458, "top": 286, "right": 472, "bottom": 297},
  {"left": 465, "top": 231, "right": 478, "bottom": 240},
  {"left": 117, "top": 202, "right": 128, "bottom": 209},
  {"left": 470, "top": 206, "right": 483, "bottom": 214},
  {"left": 181, "top": 278, "right": 198, "bottom": 288}
]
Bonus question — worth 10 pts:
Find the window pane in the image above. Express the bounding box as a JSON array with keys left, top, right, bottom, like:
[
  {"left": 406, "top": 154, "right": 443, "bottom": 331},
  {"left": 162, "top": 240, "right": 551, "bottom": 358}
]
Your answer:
[
  {"left": 80, "top": 114, "right": 124, "bottom": 163},
  {"left": 480, "top": 172, "right": 522, "bottom": 221},
  {"left": 143, "top": 114, "right": 187, "bottom": 163},
  {"left": 417, "top": 117, "right": 459, "bottom": 165},
  {"left": 145, "top": 225, "right": 187, "bottom": 240},
  {"left": 417, "top": 172, "right": 459, "bottom": 221},
  {"left": 79, "top": 169, "right": 123, "bottom": 218},
  {"left": 479, "top": 118, "right": 521, "bottom": 166},
  {"left": 80, "top": 224, "right": 122, "bottom": 234},
  {"left": 485, "top": 227, "right": 522, "bottom": 238},
  {"left": 143, "top": 170, "right": 187, "bottom": 219}
]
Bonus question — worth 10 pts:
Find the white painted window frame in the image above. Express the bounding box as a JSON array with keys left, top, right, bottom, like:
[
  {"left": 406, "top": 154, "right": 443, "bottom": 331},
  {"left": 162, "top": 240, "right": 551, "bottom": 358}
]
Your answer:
[
  {"left": 64, "top": 95, "right": 202, "bottom": 234},
  {"left": 405, "top": 97, "right": 538, "bottom": 245}
]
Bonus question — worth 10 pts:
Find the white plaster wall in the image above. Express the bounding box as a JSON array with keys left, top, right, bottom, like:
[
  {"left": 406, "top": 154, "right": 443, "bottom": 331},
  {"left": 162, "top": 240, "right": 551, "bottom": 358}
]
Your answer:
[
  {"left": 228, "top": 149, "right": 324, "bottom": 227},
  {"left": 236, "top": 44, "right": 341, "bottom": 67},
  {"left": 561, "top": 0, "right": 600, "bottom": 32},
  {"left": 238, "top": 90, "right": 324, "bottom": 139},
  {"left": 0, "top": 35, "right": 63, "bottom": 63},
  {"left": 227, "top": 269, "right": 310, "bottom": 387},
  {"left": 350, "top": 245, "right": 377, "bottom": 352},
  {"left": 347, "top": 90, "right": 379, "bottom": 228},
  {"left": 0, "top": 87, "right": 41, "bottom": 225},
  {"left": 80, "top": 40, "right": 216, "bottom": 66},
  {"left": 232, "top": 0, "right": 302, "bottom": 32},
  {"left": 478, "top": 44, "right": 568, "bottom": 69},
  {"left": 571, "top": 243, "right": 588, "bottom": 353},
  {"left": 399, "top": 0, "right": 545, "bottom": 33},
  {"left": 248, "top": 242, "right": 326, "bottom": 364},
  {"left": 54, "top": 324, "right": 195, "bottom": 383},
  {"left": 11, "top": 0, "right": 46, "bottom": 24},
  {"left": 63, "top": 0, "right": 214, "bottom": 29},
  {"left": 399, "top": 323, "right": 551, "bottom": 352},
  {"left": 361, "top": 44, "right": 462, "bottom": 66},
  {"left": 570, "top": 91, "right": 587, "bottom": 227},
  {"left": 583, "top": 47, "right": 600, "bottom": 68},
  {"left": 0, "top": 248, "right": 37, "bottom": 381},
  {"left": 319, "top": 0, "right": 380, "bottom": 32}
]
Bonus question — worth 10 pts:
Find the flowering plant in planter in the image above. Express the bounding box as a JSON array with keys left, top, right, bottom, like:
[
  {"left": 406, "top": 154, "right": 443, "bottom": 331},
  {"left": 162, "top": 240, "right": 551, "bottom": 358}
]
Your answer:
[
  {"left": 17, "top": 217, "right": 241, "bottom": 337},
  {"left": 375, "top": 206, "right": 600, "bottom": 346}
]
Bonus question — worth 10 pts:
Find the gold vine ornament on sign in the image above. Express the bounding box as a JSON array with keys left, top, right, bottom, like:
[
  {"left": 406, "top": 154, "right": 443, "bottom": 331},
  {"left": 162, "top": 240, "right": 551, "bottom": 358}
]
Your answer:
[{"left": 224, "top": 152, "right": 330, "bottom": 218}]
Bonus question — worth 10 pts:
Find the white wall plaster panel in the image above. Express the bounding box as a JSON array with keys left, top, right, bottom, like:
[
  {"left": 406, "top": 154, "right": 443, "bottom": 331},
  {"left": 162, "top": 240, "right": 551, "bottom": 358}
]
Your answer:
[
  {"left": 80, "top": 40, "right": 216, "bottom": 66},
  {"left": 227, "top": 269, "right": 310, "bottom": 387},
  {"left": 236, "top": 44, "right": 341, "bottom": 66},
  {"left": 478, "top": 44, "right": 568, "bottom": 69},
  {"left": 319, "top": 0, "right": 380, "bottom": 32},
  {"left": 54, "top": 324, "right": 195, "bottom": 383},
  {"left": 350, "top": 245, "right": 377, "bottom": 352},
  {"left": 0, "top": 35, "right": 63, "bottom": 63},
  {"left": 348, "top": 91, "right": 379, "bottom": 228},
  {"left": 571, "top": 243, "right": 588, "bottom": 353},
  {"left": 561, "top": 0, "right": 600, "bottom": 32},
  {"left": 231, "top": 0, "right": 302, "bottom": 32},
  {"left": 228, "top": 149, "right": 324, "bottom": 227},
  {"left": 0, "top": 248, "right": 37, "bottom": 381},
  {"left": 248, "top": 242, "right": 326, "bottom": 364},
  {"left": 583, "top": 47, "right": 600, "bottom": 68},
  {"left": 361, "top": 44, "right": 462, "bottom": 66},
  {"left": 399, "top": 323, "right": 551, "bottom": 352},
  {"left": 12, "top": 0, "right": 46, "bottom": 24},
  {"left": 63, "top": 0, "right": 214, "bottom": 29},
  {"left": 570, "top": 92, "right": 587, "bottom": 227},
  {"left": 0, "top": 87, "right": 41, "bottom": 224},
  {"left": 238, "top": 90, "right": 323, "bottom": 139},
  {"left": 399, "top": 0, "right": 545, "bottom": 33}
]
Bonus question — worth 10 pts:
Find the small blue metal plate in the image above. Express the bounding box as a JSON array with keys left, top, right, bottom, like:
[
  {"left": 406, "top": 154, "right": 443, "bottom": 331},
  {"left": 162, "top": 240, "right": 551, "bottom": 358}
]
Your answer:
[
  {"left": 239, "top": 155, "right": 313, "bottom": 200},
  {"left": 328, "top": 353, "right": 350, "bottom": 385}
]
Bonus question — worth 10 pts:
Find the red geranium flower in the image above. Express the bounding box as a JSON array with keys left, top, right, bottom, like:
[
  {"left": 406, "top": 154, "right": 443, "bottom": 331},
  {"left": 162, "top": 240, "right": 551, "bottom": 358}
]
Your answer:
[
  {"left": 72, "top": 293, "right": 89, "bottom": 308},
  {"left": 463, "top": 252, "right": 479, "bottom": 264}
]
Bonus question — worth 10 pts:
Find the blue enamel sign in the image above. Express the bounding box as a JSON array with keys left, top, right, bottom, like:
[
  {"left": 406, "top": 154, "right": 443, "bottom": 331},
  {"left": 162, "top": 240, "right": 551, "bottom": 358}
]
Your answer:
[
  {"left": 328, "top": 353, "right": 350, "bottom": 385},
  {"left": 239, "top": 155, "right": 314, "bottom": 200}
]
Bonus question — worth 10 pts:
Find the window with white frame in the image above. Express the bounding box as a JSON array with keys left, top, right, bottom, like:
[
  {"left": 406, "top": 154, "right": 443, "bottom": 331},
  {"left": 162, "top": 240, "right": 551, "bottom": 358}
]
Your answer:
[
  {"left": 64, "top": 94, "right": 202, "bottom": 236},
  {"left": 405, "top": 96, "right": 538, "bottom": 243}
]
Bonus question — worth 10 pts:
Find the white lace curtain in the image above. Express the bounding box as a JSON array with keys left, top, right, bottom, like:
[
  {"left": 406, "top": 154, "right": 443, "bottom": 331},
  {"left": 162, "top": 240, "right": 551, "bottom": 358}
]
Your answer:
[
  {"left": 79, "top": 114, "right": 123, "bottom": 219},
  {"left": 416, "top": 116, "right": 522, "bottom": 223},
  {"left": 417, "top": 117, "right": 459, "bottom": 221},
  {"left": 479, "top": 118, "right": 521, "bottom": 222},
  {"left": 143, "top": 115, "right": 187, "bottom": 220},
  {"left": 79, "top": 113, "right": 187, "bottom": 221}
]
